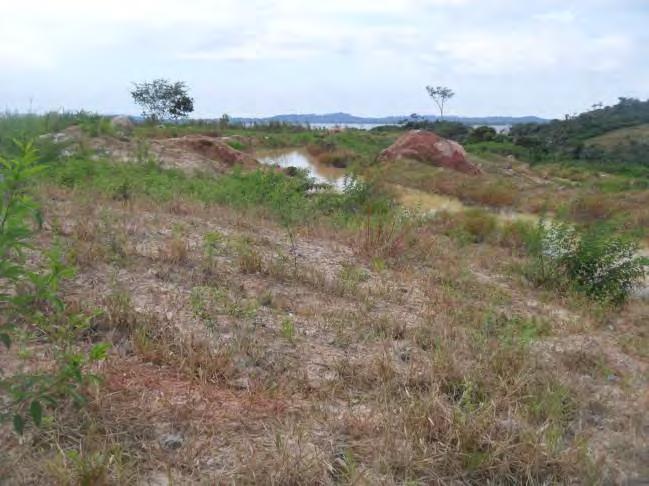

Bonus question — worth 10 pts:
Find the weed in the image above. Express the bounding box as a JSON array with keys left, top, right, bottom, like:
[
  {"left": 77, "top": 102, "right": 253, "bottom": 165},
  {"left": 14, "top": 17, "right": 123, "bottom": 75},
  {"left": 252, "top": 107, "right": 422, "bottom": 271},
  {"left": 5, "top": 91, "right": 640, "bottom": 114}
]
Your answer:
[
  {"left": 358, "top": 211, "right": 412, "bottom": 261},
  {"left": 191, "top": 285, "right": 258, "bottom": 326},
  {"left": 337, "top": 264, "right": 370, "bottom": 295},
  {"left": 457, "top": 208, "right": 499, "bottom": 243},
  {"left": 499, "top": 219, "right": 537, "bottom": 252},
  {"left": 524, "top": 380, "right": 576, "bottom": 451},
  {"left": 480, "top": 312, "right": 551, "bottom": 345},
  {"left": 101, "top": 289, "right": 137, "bottom": 332},
  {"left": 131, "top": 312, "right": 236, "bottom": 383},
  {"left": 235, "top": 240, "right": 263, "bottom": 274},
  {"left": 280, "top": 316, "right": 296, "bottom": 342},
  {"left": 161, "top": 233, "right": 189, "bottom": 264},
  {"left": 47, "top": 449, "right": 112, "bottom": 485},
  {"left": 259, "top": 290, "right": 273, "bottom": 307},
  {"left": 331, "top": 449, "right": 361, "bottom": 484}
]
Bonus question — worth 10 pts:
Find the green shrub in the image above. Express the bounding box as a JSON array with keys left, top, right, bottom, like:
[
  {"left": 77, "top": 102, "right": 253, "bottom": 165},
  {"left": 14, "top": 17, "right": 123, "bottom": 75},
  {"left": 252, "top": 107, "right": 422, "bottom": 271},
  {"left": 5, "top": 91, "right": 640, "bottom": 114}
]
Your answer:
[
  {"left": 566, "top": 225, "right": 647, "bottom": 303},
  {"left": 499, "top": 219, "right": 537, "bottom": 252},
  {"left": 0, "top": 142, "right": 107, "bottom": 434},
  {"left": 226, "top": 140, "right": 245, "bottom": 151},
  {"left": 459, "top": 209, "right": 499, "bottom": 243},
  {"left": 525, "top": 220, "right": 648, "bottom": 304}
]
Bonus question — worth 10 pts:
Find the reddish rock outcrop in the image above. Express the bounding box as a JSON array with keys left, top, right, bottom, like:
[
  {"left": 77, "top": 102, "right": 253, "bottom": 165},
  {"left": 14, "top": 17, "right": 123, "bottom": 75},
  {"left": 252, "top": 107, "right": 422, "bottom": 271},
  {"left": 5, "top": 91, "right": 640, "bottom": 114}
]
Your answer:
[{"left": 378, "top": 130, "right": 482, "bottom": 175}]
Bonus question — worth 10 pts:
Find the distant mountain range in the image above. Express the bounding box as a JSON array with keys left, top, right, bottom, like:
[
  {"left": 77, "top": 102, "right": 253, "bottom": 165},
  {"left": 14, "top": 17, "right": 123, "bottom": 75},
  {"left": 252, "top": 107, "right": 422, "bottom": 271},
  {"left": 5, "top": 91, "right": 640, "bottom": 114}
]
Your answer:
[{"left": 230, "top": 112, "right": 549, "bottom": 126}]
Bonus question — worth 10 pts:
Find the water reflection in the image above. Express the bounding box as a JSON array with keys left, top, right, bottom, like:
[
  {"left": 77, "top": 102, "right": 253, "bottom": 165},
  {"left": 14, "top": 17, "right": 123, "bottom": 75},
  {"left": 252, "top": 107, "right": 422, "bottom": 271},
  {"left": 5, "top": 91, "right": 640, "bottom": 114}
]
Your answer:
[{"left": 256, "top": 148, "right": 348, "bottom": 189}]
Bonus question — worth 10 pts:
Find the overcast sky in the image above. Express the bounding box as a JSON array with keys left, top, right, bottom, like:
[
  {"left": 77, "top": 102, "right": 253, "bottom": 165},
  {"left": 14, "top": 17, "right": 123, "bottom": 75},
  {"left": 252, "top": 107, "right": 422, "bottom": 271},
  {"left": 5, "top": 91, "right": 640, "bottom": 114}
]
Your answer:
[{"left": 1, "top": 0, "right": 647, "bottom": 118}]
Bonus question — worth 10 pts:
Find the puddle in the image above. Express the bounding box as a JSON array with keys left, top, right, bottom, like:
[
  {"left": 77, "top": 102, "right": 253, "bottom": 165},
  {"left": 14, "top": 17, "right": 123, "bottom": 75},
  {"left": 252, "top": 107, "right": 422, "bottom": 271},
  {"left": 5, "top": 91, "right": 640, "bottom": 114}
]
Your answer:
[
  {"left": 391, "top": 184, "right": 465, "bottom": 213},
  {"left": 256, "top": 148, "right": 348, "bottom": 189},
  {"left": 391, "top": 184, "right": 539, "bottom": 223}
]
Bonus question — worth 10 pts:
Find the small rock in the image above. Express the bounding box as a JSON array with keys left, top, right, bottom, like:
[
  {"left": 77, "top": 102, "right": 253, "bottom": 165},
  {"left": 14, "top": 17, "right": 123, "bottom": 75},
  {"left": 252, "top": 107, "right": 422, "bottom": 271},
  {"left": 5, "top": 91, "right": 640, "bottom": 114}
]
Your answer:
[
  {"left": 399, "top": 349, "right": 411, "bottom": 362},
  {"left": 232, "top": 376, "right": 250, "bottom": 390},
  {"left": 160, "top": 433, "right": 183, "bottom": 450}
]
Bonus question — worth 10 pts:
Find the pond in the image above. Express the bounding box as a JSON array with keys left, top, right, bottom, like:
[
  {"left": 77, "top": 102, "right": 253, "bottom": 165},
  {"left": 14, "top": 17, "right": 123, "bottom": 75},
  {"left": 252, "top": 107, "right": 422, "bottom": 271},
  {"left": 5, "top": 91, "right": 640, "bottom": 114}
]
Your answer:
[{"left": 256, "top": 148, "right": 349, "bottom": 189}]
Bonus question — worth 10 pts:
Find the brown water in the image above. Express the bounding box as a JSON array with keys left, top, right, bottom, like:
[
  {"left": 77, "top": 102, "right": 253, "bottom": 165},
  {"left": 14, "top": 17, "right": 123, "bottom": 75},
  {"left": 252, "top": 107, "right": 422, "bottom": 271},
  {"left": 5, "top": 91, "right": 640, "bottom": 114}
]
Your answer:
[
  {"left": 256, "top": 148, "right": 348, "bottom": 189},
  {"left": 391, "top": 184, "right": 539, "bottom": 223}
]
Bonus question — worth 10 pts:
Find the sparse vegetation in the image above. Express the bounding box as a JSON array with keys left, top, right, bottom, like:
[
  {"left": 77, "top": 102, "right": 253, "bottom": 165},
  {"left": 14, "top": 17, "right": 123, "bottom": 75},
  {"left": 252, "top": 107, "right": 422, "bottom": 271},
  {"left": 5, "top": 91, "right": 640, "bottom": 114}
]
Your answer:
[{"left": 1, "top": 111, "right": 647, "bottom": 484}]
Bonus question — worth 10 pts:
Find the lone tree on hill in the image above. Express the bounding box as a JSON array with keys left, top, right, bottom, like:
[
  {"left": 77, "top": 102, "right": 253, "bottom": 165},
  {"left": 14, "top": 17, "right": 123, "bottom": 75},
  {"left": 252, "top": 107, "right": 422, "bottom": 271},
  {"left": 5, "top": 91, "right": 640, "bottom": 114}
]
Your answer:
[
  {"left": 131, "top": 79, "right": 194, "bottom": 122},
  {"left": 426, "top": 85, "right": 455, "bottom": 120}
]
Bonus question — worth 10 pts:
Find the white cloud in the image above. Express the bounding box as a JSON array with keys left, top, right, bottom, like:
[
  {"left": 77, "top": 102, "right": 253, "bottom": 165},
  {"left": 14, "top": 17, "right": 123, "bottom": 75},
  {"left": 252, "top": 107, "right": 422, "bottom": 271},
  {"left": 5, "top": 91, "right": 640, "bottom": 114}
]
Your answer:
[
  {"left": 534, "top": 9, "right": 576, "bottom": 23},
  {"left": 0, "top": 0, "right": 645, "bottom": 116}
]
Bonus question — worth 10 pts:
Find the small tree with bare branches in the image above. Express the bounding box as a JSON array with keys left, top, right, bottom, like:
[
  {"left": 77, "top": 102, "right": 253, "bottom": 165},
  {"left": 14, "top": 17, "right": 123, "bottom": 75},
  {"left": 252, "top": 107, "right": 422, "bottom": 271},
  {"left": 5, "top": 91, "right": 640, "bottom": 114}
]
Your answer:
[{"left": 425, "top": 85, "right": 455, "bottom": 120}]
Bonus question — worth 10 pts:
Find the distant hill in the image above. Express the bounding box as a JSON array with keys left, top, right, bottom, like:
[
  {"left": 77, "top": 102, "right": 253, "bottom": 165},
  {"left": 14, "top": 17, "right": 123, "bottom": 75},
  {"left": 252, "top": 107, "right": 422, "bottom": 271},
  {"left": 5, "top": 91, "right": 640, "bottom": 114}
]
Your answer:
[{"left": 231, "top": 112, "right": 549, "bottom": 126}]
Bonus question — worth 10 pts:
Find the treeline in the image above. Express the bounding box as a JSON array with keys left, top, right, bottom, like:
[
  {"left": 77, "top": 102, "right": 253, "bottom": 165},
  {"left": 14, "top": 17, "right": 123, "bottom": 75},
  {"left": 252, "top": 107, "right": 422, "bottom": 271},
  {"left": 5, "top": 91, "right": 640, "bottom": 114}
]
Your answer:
[
  {"left": 509, "top": 97, "right": 649, "bottom": 166},
  {"left": 392, "top": 98, "right": 649, "bottom": 169}
]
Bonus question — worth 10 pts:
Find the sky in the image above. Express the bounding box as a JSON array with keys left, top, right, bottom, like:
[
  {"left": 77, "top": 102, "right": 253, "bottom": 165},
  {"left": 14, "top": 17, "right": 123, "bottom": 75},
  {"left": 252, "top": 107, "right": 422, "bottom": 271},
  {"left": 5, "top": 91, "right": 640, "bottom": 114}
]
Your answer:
[{"left": 0, "top": 0, "right": 647, "bottom": 119}]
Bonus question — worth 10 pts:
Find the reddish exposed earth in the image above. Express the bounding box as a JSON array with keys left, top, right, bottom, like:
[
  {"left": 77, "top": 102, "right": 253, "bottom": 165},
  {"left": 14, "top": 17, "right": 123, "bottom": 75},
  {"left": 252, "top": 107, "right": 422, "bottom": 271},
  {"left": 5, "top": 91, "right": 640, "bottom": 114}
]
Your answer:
[{"left": 379, "top": 130, "right": 482, "bottom": 175}]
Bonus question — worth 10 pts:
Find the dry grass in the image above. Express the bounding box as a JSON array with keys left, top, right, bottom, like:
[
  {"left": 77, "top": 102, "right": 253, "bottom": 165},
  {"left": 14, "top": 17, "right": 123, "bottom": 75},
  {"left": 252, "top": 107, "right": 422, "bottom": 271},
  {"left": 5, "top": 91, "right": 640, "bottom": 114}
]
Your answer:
[
  {"left": 2, "top": 175, "right": 648, "bottom": 484},
  {"left": 160, "top": 234, "right": 189, "bottom": 264}
]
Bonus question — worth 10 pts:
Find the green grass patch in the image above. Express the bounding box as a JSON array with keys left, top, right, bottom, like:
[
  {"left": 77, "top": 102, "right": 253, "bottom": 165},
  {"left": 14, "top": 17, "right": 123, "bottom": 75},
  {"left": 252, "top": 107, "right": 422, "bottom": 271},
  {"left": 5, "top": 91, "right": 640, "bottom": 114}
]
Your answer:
[{"left": 40, "top": 156, "right": 391, "bottom": 231}]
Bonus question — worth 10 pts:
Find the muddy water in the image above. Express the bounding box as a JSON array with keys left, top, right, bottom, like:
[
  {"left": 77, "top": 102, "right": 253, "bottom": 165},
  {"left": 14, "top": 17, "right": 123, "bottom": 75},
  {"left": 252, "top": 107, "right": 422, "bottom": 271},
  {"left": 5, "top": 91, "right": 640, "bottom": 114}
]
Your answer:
[
  {"left": 256, "top": 148, "right": 348, "bottom": 189},
  {"left": 391, "top": 184, "right": 539, "bottom": 223},
  {"left": 391, "top": 184, "right": 465, "bottom": 213}
]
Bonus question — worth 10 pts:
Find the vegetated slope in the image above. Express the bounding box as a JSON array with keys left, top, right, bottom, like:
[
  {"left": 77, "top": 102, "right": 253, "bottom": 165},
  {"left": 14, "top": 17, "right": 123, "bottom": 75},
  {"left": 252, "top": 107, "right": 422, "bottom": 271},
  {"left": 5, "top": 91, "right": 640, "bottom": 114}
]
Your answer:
[
  {"left": 510, "top": 97, "right": 649, "bottom": 166},
  {"left": 4, "top": 170, "right": 648, "bottom": 484},
  {"left": 585, "top": 123, "right": 649, "bottom": 148},
  {"left": 1, "top": 116, "right": 648, "bottom": 484}
]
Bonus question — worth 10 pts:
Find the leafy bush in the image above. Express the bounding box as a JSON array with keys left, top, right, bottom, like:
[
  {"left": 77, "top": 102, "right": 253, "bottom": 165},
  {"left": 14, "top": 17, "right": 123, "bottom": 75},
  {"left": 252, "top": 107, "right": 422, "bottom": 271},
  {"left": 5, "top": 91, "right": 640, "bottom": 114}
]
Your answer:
[
  {"left": 566, "top": 226, "right": 647, "bottom": 303},
  {"left": 525, "top": 219, "right": 648, "bottom": 304},
  {"left": 466, "top": 125, "right": 497, "bottom": 143},
  {"left": 0, "top": 142, "right": 107, "bottom": 434}
]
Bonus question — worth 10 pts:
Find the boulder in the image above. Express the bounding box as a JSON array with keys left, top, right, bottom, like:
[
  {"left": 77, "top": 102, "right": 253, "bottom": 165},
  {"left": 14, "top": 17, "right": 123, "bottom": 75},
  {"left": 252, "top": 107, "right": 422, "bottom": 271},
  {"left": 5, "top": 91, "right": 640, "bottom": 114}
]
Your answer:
[
  {"left": 378, "top": 130, "right": 482, "bottom": 175},
  {"left": 110, "top": 115, "right": 134, "bottom": 132}
]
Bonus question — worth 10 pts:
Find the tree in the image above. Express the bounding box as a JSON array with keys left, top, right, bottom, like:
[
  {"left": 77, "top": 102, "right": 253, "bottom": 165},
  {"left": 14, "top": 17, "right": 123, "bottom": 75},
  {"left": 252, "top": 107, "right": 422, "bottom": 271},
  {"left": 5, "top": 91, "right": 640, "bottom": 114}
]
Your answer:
[
  {"left": 425, "top": 85, "right": 455, "bottom": 120},
  {"left": 131, "top": 79, "right": 194, "bottom": 122},
  {"left": 467, "top": 125, "right": 497, "bottom": 143}
]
